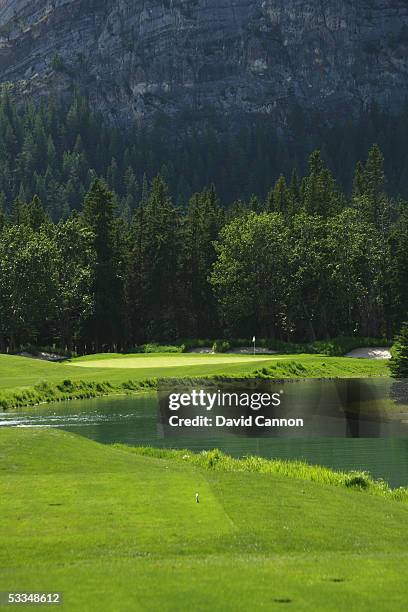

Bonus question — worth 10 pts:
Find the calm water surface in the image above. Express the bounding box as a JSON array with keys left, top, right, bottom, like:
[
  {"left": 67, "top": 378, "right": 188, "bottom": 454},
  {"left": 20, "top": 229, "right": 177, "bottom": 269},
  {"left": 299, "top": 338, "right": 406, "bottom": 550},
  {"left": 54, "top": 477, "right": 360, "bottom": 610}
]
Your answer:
[{"left": 2, "top": 392, "right": 408, "bottom": 487}]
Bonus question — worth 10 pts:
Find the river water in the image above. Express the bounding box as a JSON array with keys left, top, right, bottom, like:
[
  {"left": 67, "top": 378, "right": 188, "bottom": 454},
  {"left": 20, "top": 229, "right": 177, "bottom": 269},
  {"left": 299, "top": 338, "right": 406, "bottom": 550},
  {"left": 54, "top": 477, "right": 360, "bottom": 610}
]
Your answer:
[{"left": 1, "top": 390, "right": 408, "bottom": 487}]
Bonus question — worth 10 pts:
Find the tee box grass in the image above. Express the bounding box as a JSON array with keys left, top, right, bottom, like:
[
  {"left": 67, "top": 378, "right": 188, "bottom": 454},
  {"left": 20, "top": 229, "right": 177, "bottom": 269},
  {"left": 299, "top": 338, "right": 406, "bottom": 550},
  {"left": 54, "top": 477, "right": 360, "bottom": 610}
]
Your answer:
[{"left": 0, "top": 428, "right": 407, "bottom": 611}]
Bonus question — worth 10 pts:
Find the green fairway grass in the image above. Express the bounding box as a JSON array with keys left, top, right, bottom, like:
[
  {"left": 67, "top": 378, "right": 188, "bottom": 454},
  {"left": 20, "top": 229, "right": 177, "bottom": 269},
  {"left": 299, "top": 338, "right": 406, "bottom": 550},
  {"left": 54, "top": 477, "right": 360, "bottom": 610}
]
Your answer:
[{"left": 0, "top": 428, "right": 407, "bottom": 611}]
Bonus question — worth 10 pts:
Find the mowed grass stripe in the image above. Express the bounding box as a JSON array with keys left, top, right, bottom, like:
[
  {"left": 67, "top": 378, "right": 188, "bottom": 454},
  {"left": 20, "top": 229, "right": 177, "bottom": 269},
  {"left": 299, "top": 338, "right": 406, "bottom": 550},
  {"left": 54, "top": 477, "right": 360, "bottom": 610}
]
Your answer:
[{"left": 0, "top": 429, "right": 234, "bottom": 566}]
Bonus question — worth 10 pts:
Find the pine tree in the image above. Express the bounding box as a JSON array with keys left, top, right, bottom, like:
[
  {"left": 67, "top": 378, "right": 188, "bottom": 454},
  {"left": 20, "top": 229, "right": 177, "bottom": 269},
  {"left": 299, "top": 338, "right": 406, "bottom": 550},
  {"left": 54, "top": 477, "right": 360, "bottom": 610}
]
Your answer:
[
  {"left": 272, "top": 175, "right": 288, "bottom": 215},
  {"left": 353, "top": 145, "right": 390, "bottom": 230},
  {"left": 124, "top": 166, "right": 139, "bottom": 212},
  {"left": 365, "top": 144, "right": 385, "bottom": 197},
  {"left": 352, "top": 161, "right": 367, "bottom": 198},
  {"left": 125, "top": 174, "right": 148, "bottom": 343},
  {"left": 47, "top": 135, "right": 57, "bottom": 169},
  {"left": 228, "top": 199, "right": 248, "bottom": 220},
  {"left": 302, "top": 151, "right": 340, "bottom": 217},
  {"left": 288, "top": 169, "right": 300, "bottom": 216},
  {"left": 390, "top": 322, "right": 408, "bottom": 378},
  {"left": 182, "top": 185, "right": 223, "bottom": 336},
  {"left": 11, "top": 197, "right": 25, "bottom": 225},
  {"left": 249, "top": 195, "right": 261, "bottom": 213},
  {"left": 389, "top": 200, "right": 408, "bottom": 330},
  {"left": 0, "top": 192, "right": 5, "bottom": 231},
  {"left": 265, "top": 188, "right": 274, "bottom": 212},
  {"left": 54, "top": 214, "right": 95, "bottom": 350},
  {"left": 82, "top": 178, "right": 122, "bottom": 350},
  {"left": 21, "top": 195, "right": 50, "bottom": 230},
  {"left": 140, "top": 175, "right": 180, "bottom": 340}
]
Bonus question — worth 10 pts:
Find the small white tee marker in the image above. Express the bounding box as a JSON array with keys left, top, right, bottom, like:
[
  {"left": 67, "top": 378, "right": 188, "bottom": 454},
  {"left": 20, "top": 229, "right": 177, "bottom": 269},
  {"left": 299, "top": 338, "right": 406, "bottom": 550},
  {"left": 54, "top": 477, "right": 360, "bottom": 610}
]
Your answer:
[{"left": 196, "top": 493, "right": 199, "bottom": 503}]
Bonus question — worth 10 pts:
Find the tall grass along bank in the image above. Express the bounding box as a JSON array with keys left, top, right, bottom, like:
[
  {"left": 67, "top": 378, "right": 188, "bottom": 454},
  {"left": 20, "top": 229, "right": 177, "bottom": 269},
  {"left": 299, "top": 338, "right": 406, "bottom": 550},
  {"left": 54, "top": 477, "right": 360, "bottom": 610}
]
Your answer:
[{"left": 118, "top": 447, "right": 408, "bottom": 503}]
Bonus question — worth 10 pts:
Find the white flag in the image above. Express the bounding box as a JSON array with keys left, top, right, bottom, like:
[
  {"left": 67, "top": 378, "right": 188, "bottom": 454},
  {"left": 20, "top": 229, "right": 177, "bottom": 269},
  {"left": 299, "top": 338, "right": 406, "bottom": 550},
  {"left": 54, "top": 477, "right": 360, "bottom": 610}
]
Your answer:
[{"left": 252, "top": 336, "right": 256, "bottom": 343}]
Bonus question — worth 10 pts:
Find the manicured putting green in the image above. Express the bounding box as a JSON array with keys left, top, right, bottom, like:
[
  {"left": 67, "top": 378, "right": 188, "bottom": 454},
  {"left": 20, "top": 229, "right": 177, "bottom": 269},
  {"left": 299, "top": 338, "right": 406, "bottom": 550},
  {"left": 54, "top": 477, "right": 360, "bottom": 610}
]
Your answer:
[{"left": 68, "top": 353, "right": 276, "bottom": 369}]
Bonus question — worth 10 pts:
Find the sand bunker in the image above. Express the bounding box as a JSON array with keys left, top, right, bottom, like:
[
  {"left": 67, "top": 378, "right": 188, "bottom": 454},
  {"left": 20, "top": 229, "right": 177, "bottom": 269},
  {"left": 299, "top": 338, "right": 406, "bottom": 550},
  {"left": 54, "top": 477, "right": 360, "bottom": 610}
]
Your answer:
[
  {"left": 345, "top": 347, "right": 391, "bottom": 360},
  {"left": 17, "top": 351, "right": 69, "bottom": 362}
]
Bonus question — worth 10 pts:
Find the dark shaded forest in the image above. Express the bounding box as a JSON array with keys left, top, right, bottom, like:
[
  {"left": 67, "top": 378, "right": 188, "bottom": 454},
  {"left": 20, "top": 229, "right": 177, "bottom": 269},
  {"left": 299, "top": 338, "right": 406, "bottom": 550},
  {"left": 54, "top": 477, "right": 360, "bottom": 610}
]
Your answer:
[
  {"left": 2, "top": 94, "right": 408, "bottom": 217},
  {"left": 0, "top": 96, "right": 408, "bottom": 351}
]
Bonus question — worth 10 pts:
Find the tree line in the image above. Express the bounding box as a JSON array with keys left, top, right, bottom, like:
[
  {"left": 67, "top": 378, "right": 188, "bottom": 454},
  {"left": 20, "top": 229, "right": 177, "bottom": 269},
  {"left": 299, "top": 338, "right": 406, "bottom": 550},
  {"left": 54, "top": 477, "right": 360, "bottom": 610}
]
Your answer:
[{"left": 0, "top": 141, "right": 407, "bottom": 352}]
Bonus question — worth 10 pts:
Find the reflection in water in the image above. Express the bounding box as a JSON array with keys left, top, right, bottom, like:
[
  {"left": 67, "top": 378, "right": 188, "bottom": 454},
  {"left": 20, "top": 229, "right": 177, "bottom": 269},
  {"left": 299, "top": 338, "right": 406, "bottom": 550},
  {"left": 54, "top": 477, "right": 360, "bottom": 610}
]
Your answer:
[
  {"left": 158, "top": 377, "right": 408, "bottom": 439},
  {"left": 1, "top": 382, "right": 408, "bottom": 487},
  {"left": 343, "top": 378, "right": 382, "bottom": 437}
]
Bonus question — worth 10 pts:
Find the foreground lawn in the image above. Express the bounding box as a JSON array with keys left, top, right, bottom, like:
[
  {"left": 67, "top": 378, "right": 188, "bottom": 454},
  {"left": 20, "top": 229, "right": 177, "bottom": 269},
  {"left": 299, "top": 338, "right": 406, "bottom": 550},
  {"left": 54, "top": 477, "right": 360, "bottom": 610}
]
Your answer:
[{"left": 0, "top": 428, "right": 407, "bottom": 611}]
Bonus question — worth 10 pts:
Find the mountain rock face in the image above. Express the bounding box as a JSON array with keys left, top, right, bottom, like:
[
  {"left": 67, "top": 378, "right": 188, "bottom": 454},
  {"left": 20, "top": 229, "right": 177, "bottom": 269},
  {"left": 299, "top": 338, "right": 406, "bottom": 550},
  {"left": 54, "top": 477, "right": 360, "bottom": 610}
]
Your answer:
[{"left": 0, "top": 0, "right": 408, "bottom": 126}]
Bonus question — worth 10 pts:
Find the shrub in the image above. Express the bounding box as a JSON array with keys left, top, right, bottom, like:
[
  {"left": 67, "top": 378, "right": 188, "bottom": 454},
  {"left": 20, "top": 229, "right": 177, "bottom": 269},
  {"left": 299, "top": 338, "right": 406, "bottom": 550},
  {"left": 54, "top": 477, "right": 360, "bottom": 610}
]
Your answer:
[
  {"left": 130, "top": 343, "right": 184, "bottom": 354},
  {"left": 57, "top": 379, "right": 74, "bottom": 392},
  {"left": 212, "top": 340, "right": 231, "bottom": 353},
  {"left": 179, "top": 339, "right": 214, "bottom": 352},
  {"left": 344, "top": 471, "right": 370, "bottom": 490},
  {"left": 201, "top": 449, "right": 224, "bottom": 468}
]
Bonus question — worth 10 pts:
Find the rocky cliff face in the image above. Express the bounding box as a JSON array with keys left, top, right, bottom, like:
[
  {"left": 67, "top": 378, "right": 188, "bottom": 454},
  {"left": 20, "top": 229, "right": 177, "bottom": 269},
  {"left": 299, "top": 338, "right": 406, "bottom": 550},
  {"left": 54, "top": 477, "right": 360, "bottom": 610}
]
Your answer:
[{"left": 0, "top": 0, "right": 407, "bottom": 126}]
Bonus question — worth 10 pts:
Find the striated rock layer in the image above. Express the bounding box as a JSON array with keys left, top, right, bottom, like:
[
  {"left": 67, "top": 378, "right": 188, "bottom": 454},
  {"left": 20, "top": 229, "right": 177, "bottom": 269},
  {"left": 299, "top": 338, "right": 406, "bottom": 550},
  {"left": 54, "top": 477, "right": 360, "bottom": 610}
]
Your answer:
[{"left": 0, "top": 0, "right": 407, "bottom": 126}]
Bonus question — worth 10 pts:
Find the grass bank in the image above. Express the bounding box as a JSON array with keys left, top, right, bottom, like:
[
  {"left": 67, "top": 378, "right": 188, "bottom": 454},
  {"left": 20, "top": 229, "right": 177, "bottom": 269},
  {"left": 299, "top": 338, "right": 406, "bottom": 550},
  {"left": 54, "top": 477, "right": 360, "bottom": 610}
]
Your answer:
[
  {"left": 0, "top": 353, "right": 390, "bottom": 410},
  {"left": 1, "top": 428, "right": 408, "bottom": 611},
  {"left": 120, "top": 446, "right": 408, "bottom": 503},
  {"left": 0, "top": 377, "right": 157, "bottom": 410}
]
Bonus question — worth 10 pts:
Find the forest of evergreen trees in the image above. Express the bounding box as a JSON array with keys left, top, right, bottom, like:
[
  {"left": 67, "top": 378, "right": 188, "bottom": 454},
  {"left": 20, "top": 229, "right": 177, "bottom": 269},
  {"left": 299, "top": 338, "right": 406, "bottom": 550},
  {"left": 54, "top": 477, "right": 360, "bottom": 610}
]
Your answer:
[
  {"left": 0, "top": 95, "right": 408, "bottom": 351},
  {"left": 0, "top": 108, "right": 407, "bottom": 351},
  {"left": 2, "top": 94, "right": 408, "bottom": 218}
]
